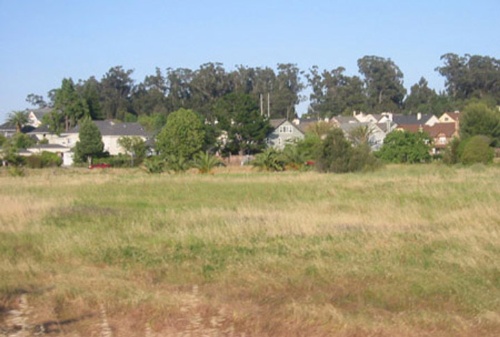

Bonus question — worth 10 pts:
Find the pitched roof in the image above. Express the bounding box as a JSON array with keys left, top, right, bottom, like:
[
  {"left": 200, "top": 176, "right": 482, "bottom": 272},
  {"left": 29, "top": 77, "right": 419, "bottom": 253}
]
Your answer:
[
  {"left": 331, "top": 116, "right": 358, "bottom": 125},
  {"left": 0, "top": 122, "right": 35, "bottom": 133},
  {"left": 295, "top": 119, "right": 318, "bottom": 133},
  {"left": 28, "top": 124, "right": 52, "bottom": 134},
  {"left": 392, "top": 114, "right": 435, "bottom": 125},
  {"left": 28, "top": 107, "right": 52, "bottom": 120},
  {"left": 397, "top": 123, "right": 457, "bottom": 138},
  {"left": 67, "top": 120, "right": 150, "bottom": 137},
  {"left": 269, "top": 118, "right": 287, "bottom": 129},
  {"left": 440, "top": 111, "right": 461, "bottom": 121}
]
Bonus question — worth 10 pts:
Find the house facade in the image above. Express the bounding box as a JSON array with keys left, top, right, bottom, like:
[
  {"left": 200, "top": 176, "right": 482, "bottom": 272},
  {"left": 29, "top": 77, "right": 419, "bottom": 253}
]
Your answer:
[
  {"left": 267, "top": 119, "right": 304, "bottom": 150},
  {"left": 26, "top": 120, "right": 152, "bottom": 165}
]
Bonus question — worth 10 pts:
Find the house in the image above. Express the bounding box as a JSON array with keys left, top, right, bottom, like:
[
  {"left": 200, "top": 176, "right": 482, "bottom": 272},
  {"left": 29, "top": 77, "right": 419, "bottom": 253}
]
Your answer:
[
  {"left": 64, "top": 120, "right": 152, "bottom": 155},
  {"left": 397, "top": 123, "right": 458, "bottom": 155},
  {"left": 393, "top": 112, "right": 439, "bottom": 127},
  {"left": 266, "top": 119, "right": 304, "bottom": 150},
  {"left": 25, "top": 120, "right": 152, "bottom": 166},
  {"left": 438, "top": 111, "right": 461, "bottom": 133},
  {"left": 0, "top": 122, "right": 17, "bottom": 138}
]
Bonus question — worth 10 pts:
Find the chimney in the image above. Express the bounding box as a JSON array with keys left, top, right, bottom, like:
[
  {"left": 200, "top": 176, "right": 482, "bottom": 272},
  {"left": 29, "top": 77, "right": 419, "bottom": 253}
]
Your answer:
[{"left": 417, "top": 112, "right": 422, "bottom": 121}]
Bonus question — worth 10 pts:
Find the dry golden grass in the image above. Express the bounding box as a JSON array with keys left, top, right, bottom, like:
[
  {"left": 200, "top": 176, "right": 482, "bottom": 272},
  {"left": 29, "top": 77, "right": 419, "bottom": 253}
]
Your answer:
[{"left": 0, "top": 164, "right": 499, "bottom": 336}]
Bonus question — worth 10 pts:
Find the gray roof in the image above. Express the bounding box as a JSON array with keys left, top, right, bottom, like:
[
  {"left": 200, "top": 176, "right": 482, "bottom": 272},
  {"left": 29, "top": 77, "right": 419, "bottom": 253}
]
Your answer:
[
  {"left": 28, "top": 144, "right": 68, "bottom": 150},
  {"left": 28, "top": 107, "right": 52, "bottom": 120},
  {"left": 332, "top": 116, "right": 358, "bottom": 124},
  {"left": 377, "top": 121, "right": 396, "bottom": 133},
  {"left": 0, "top": 122, "right": 35, "bottom": 133},
  {"left": 269, "top": 118, "right": 287, "bottom": 129},
  {"left": 339, "top": 122, "right": 372, "bottom": 133},
  {"left": 0, "top": 122, "right": 16, "bottom": 131},
  {"left": 392, "top": 114, "right": 434, "bottom": 125},
  {"left": 67, "top": 120, "right": 151, "bottom": 137},
  {"left": 28, "top": 124, "right": 52, "bottom": 134}
]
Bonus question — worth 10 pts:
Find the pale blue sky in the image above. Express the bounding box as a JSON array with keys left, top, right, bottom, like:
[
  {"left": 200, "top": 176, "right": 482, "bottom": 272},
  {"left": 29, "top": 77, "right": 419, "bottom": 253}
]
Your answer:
[{"left": 1, "top": 0, "right": 499, "bottom": 122}]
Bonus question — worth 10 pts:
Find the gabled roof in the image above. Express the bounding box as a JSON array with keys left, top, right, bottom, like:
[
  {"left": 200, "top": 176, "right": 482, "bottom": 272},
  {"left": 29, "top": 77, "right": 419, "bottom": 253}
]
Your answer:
[
  {"left": 376, "top": 121, "right": 396, "bottom": 133},
  {"left": 338, "top": 122, "right": 373, "bottom": 133},
  {"left": 28, "top": 107, "right": 52, "bottom": 120},
  {"left": 67, "top": 120, "right": 150, "bottom": 137},
  {"left": 440, "top": 111, "right": 461, "bottom": 122},
  {"left": 331, "top": 116, "right": 358, "bottom": 125},
  {"left": 424, "top": 123, "right": 457, "bottom": 138},
  {"left": 0, "top": 122, "right": 16, "bottom": 132},
  {"left": 0, "top": 122, "right": 35, "bottom": 133},
  {"left": 269, "top": 118, "right": 287, "bottom": 129},
  {"left": 295, "top": 119, "right": 319, "bottom": 133},
  {"left": 397, "top": 123, "right": 457, "bottom": 138},
  {"left": 28, "top": 124, "right": 52, "bottom": 134}
]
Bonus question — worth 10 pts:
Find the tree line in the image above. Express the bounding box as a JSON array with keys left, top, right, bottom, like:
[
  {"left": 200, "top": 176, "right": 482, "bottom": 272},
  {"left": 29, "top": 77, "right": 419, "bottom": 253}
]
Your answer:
[{"left": 25, "top": 53, "right": 500, "bottom": 131}]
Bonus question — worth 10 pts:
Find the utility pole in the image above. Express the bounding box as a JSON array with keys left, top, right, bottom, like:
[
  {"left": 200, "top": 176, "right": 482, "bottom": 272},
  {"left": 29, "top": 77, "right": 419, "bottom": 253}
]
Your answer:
[
  {"left": 260, "top": 94, "right": 264, "bottom": 116},
  {"left": 267, "top": 92, "right": 270, "bottom": 118}
]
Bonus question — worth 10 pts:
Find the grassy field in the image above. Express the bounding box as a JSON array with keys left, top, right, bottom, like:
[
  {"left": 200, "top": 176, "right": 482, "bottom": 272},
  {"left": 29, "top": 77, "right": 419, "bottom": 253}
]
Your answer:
[{"left": 0, "top": 164, "right": 499, "bottom": 336}]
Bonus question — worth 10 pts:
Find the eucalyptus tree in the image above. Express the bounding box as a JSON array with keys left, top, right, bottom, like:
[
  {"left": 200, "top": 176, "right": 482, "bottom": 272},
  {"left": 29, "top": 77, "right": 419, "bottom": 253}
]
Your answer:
[
  {"left": 100, "top": 66, "right": 135, "bottom": 120},
  {"left": 53, "top": 78, "right": 89, "bottom": 131},
  {"left": 403, "top": 77, "right": 438, "bottom": 114},
  {"left": 357, "top": 55, "right": 406, "bottom": 112},
  {"left": 436, "top": 53, "right": 500, "bottom": 103},
  {"left": 307, "top": 66, "right": 366, "bottom": 118}
]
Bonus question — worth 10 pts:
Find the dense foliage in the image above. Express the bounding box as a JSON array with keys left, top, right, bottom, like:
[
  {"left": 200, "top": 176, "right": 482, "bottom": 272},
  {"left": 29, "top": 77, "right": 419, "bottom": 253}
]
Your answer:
[
  {"left": 460, "top": 102, "right": 500, "bottom": 146},
  {"left": 156, "top": 109, "right": 205, "bottom": 161},
  {"left": 459, "top": 136, "right": 495, "bottom": 165},
  {"left": 73, "top": 118, "right": 104, "bottom": 163},
  {"left": 316, "top": 128, "right": 379, "bottom": 173},
  {"left": 24, "top": 53, "right": 500, "bottom": 128},
  {"left": 376, "top": 131, "right": 432, "bottom": 164}
]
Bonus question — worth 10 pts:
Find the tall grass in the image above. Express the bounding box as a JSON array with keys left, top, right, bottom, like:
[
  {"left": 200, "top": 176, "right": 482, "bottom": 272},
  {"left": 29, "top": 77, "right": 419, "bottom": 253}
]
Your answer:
[{"left": 0, "top": 164, "right": 499, "bottom": 336}]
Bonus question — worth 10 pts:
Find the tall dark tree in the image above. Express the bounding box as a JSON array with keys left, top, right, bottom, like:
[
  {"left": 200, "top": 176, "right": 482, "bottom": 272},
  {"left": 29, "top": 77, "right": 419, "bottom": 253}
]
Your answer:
[
  {"left": 100, "top": 66, "right": 135, "bottom": 120},
  {"left": 53, "top": 78, "right": 89, "bottom": 131},
  {"left": 165, "top": 67, "right": 193, "bottom": 112},
  {"left": 213, "top": 93, "right": 271, "bottom": 155},
  {"left": 78, "top": 77, "right": 103, "bottom": 120},
  {"left": 189, "top": 62, "right": 233, "bottom": 118},
  {"left": 132, "top": 68, "right": 169, "bottom": 116},
  {"left": 307, "top": 66, "right": 366, "bottom": 118},
  {"left": 272, "top": 63, "right": 304, "bottom": 120},
  {"left": 404, "top": 77, "right": 439, "bottom": 114},
  {"left": 357, "top": 56, "right": 406, "bottom": 112},
  {"left": 436, "top": 53, "right": 500, "bottom": 103}
]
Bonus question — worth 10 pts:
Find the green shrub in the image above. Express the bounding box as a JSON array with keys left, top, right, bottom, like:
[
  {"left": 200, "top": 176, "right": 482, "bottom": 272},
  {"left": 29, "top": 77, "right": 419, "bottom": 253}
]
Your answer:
[
  {"left": 142, "top": 156, "right": 165, "bottom": 174},
  {"left": 25, "top": 152, "right": 62, "bottom": 168},
  {"left": 94, "top": 154, "right": 135, "bottom": 168},
  {"left": 251, "top": 148, "right": 287, "bottom": 172},
  {"left": 460, "top": 135, "right": 494, "bottom": 165},
  {"left": 40, "top": 151, "right": 63, "bottom": 167},
  {"left": 192, "top": 152, "right": 224, "bottom": 174},
  {"left": 25, "top": 155, "right": 43, "bottom": 168}
]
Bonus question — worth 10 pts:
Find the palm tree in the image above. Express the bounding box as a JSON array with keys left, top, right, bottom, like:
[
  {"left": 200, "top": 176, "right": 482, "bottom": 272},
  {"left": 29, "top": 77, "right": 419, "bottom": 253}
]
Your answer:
[
  {"left": 7, "top": 110, "right": 29, "bottom": 133},
  {"left": 192, "top": 152, "right": 224, "bottom": 174}
]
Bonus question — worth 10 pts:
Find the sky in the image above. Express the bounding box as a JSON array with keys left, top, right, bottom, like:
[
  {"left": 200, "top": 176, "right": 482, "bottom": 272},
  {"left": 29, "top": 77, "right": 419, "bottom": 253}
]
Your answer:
[{"left": 1, "top": 0, "right": 499, "bottom": 122}]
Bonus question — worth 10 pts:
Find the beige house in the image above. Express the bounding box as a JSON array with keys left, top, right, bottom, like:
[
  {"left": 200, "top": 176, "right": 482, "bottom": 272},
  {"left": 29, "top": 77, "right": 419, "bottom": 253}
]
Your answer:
[{"left": 27, "top": 120, "right": 152, "bottom": 165}]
